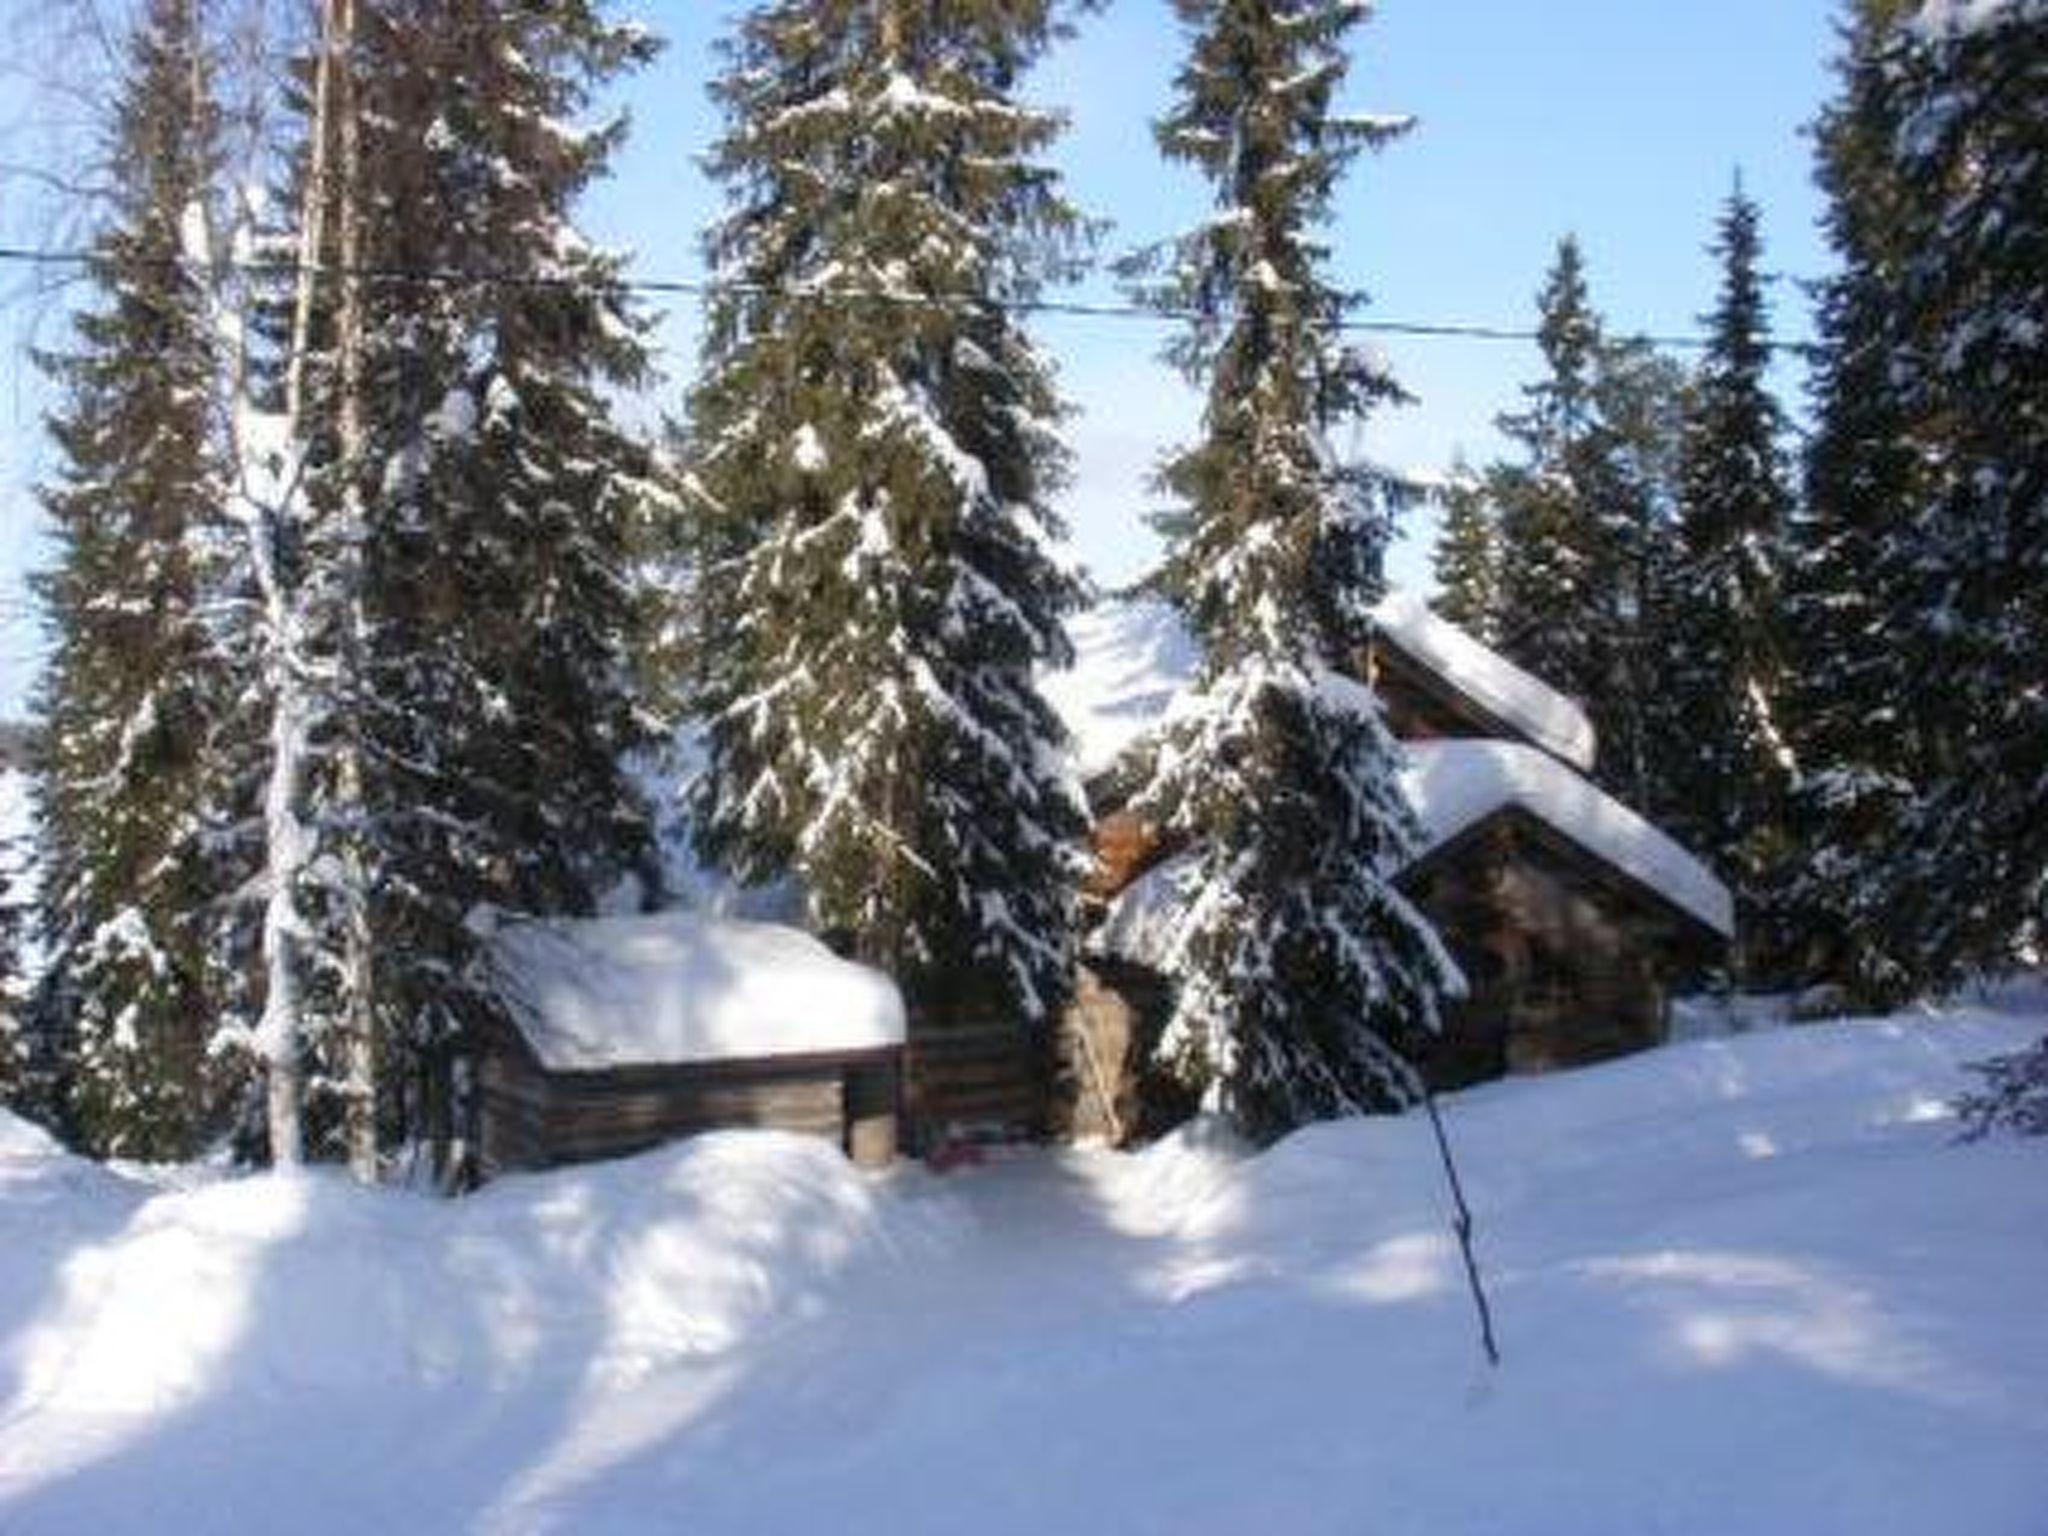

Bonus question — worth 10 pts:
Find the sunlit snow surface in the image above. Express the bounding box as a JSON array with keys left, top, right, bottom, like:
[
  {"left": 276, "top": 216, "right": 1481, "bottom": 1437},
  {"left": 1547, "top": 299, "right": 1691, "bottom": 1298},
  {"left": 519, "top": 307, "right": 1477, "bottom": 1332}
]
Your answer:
[{"left": 1, "top": 990, "right": 2045, "bottom": 1534}]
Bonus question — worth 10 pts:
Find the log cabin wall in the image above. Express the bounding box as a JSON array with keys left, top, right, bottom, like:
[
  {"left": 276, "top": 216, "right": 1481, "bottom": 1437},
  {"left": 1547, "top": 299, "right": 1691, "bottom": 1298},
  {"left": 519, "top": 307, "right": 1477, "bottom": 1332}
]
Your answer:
[
  {"left": 902, "top": 1019, "right": 1049, "bottom": 1151},
  {"left": 1367, "top": 642, "right": 1528, "bottom": 750},
  {"left": 1061, "top": 809, "right": 1714, "bottom": 1118},
  {"left": 475, "top": 1026, "right": 902, "bottom": 1178},
  {"left": 1403, "top": 812, "right": 1691, "bottom": 1086}
]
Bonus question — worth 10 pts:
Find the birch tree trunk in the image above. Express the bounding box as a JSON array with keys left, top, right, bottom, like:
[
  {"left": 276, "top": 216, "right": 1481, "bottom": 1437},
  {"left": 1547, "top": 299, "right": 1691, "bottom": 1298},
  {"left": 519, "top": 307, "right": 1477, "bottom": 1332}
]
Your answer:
[{"left": 246, "top": 0, "right": 351, "bottom": 1171}]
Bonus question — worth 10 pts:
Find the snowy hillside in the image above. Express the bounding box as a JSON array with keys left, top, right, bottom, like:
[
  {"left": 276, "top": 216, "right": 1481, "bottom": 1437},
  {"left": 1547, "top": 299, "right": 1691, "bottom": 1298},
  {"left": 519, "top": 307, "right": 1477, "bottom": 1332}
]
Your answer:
[{"left": 1, "top": 996, "right": 2045, "bottom": 1533}]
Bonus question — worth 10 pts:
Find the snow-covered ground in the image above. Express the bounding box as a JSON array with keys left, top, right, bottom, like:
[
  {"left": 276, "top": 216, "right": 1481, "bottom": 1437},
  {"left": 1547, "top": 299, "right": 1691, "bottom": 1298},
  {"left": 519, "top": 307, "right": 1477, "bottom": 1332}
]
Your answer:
[{"left": 1, "top": 996, "right": 2044, "bottom": 1534}]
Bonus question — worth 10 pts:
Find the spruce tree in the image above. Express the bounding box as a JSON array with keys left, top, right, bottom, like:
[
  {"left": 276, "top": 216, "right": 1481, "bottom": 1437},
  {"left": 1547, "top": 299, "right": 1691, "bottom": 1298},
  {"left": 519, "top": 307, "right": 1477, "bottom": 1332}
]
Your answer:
[
  {"left": 1590, "top": 334, "right": 1688, "bottom": 816},
  {"left": 1430, "top": 458, "right": 1501, "bottom": 644},
  {"left": 1491, "top": 237, "right": 1685, "bottom": 810},
  {"left": 1492, "top": 237, "right": 1604, "bottom": 698},
  {"left": 684, "top": 0, "right": 1090, "bottom": 1027},
  {"left": 337, "top": 0, "right": 665, "bottom": 1166},
  {"left": 1875, "top": 0, "right": 2047, "bottom": 985},
  {"left": 231, "top": 0, "right": 662, "bottom": 1172},
  {"left": 1667, "top": 183, "right": 1794, "bottom": 972},
  {"left": 1781, "top": 0, "right": 1928, "bottom": 1005},
  {"left": 0, "top": 835, "right": 25, "bottom": 1108},
  {"left": 1127, "top": 0, "right": 1460, "bottom": 1139},
  {"left": 31, "top": 0, "right": 240, "bottom": 1160},
  {"left": 1784, "top": 0, "right": 2046, "bottom": 1005}
]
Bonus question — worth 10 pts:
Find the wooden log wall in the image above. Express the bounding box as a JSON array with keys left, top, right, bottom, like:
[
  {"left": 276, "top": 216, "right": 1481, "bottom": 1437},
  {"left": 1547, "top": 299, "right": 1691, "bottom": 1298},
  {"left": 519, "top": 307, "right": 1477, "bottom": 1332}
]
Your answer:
[
  {"left": 1405, "top": 811, "right": 1696, "bottom": 1085},
  {"left": 476, "top": 1037, "right": 903, "bottom": 1178},
  {"left": 903, "top": 1021, "right": 1047, "bottom": 1150}
]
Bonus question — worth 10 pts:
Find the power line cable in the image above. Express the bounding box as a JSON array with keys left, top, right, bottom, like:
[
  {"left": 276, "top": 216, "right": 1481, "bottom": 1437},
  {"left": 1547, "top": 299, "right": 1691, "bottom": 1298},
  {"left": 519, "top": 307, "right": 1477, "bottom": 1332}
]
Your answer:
[{"left": 0, "top": 243, "right": 1821, "bottom": 357}]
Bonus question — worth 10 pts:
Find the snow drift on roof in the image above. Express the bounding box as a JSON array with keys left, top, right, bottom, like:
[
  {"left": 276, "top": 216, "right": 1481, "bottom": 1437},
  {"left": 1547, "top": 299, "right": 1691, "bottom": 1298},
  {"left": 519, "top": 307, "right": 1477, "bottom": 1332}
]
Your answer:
[
  {"left": 491, "top": 912, "right": 906, "bottom": 1073},
  {"left": 1095, "top": 740, "right": 1733, "bottom": 969},
  {"left": 1373, "top": 592, "right": 1596, "bottom": 771},
  {"left": 1045, "top": 592, "right": 1596, "bottom": 778},
  {"left": 1040, "top": 596, "right": 1201, "bottom": 780}
]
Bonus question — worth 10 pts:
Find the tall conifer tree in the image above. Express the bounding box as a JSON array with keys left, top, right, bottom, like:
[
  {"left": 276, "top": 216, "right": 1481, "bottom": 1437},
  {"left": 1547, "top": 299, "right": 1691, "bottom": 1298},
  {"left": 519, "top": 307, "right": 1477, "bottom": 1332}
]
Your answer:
[
  {"left": 1781, "top": 0, "right": 1929, "bottom": 1005},
  {"left": 1783, "top": 0, "right": 2048, "bottom": 1007},
  {"left": 1667, "top": 184, "right": 1794, "bottom": 973},
  {"left": 1876, "top": 0, "right": 2048, "bottom": 985},
  {"left": 1492, "top": 237, "right": 1604, "bottom": 697},
  {"left": 685, "top": 0, "right": 1090, "bottom": 1026},
  {"left": 1491, "top": 237, "right": 1685, "bottom": 812},
  {"left": 1872, "top": 0, "right": 2045, "bottom": 1120},
  {"left": 333, "top": 0, "right": 664, "bottom": 1167},
  {"left": 1430, "top": 459, "right": 1501, "bottom": 645},
  {"left": 1127, "top": 0, "right": 1459, "bottom": 1138},
  {"left": 234, "top": 0, "right": 662, "bottom": 1172},
  {"left": 32, "top": 0, "right": 240, "bottom": 1159}
]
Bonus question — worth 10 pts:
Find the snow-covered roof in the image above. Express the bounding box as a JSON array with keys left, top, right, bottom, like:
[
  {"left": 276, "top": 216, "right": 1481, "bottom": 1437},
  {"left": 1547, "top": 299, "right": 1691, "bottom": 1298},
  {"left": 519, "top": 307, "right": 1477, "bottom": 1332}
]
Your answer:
[
  {"left": 1095, "top": 740, "right": 1733, "bottom": 970},
  {"left": 1040, "top": 596, "right": 1201, "bottom": 780},
  {"left": 491, "top": 912, "right": 906, "bottom": 1074},
  {"left": 1402, "top": 741, "right": 1733, "bottom": 936},
  {"left": 1373, "top": 593, "right": 1596, "bottom": 771},
  {"left": 1044, "top": 592, "right": 1596, "bottom": 778}
]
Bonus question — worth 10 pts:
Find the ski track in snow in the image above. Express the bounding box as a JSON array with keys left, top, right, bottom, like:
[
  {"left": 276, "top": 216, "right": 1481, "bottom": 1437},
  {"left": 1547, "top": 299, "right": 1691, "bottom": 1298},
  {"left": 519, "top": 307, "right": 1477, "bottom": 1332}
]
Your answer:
[{"left": 0, "top": 1001, "right": 2045, "bottom": 1534}]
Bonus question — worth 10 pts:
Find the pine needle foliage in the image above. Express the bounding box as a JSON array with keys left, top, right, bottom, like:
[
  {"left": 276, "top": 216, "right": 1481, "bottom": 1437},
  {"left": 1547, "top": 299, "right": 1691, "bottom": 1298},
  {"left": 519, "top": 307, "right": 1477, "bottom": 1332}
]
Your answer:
[
  {"left": 1666, "top": 184, "right": 1795, "bottom": 975},
  {"left": 1430, "top": 461, "right": 1502, "bottom": 646},
  {"left": 1127, "top": 0, "right": 1461, "bottom": 1140},
  {"left": 685, "top": 0, "right": 1092, "bottom": 1025},
  {"left": 31, "top": 0, "right": 243, "bottom": 1159},
  {"left": 1786, "top": 0, "right": 2047, "bottom": 1006}
]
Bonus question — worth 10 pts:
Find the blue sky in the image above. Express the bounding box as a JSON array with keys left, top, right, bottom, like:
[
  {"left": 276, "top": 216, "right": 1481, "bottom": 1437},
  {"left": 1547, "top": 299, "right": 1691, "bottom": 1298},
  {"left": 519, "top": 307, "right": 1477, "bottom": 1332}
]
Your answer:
[
  {"left": 584, "top": 0, "right": 1838, "bottom": 590},
  {"left": 0, "top": 0, "right": 1841, "bottom": 713}
]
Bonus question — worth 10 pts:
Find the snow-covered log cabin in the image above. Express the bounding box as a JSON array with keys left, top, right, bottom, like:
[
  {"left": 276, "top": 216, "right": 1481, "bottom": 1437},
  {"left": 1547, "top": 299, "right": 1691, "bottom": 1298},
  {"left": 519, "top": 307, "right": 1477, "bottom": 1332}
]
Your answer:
[
  {"left": 1042, "top": 593, "right": 1733, "bottom": 1143},
  {"left": 474, "top": 913, "right": 906, "bottom": 1177}
]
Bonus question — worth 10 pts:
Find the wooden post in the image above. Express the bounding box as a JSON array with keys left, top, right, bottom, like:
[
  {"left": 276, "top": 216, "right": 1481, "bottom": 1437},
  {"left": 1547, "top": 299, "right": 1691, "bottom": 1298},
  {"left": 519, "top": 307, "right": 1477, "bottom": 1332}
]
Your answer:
[{"left": 844, "top": 1057, "right": 900, "bottom": 1167}]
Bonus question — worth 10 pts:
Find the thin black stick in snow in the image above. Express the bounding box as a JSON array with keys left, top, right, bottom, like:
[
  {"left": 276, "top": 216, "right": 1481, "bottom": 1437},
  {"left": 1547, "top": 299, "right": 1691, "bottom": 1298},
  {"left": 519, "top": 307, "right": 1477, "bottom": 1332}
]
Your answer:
[{"left": 1423, "top": 1088, "right": 1501, "bottom": 1367}]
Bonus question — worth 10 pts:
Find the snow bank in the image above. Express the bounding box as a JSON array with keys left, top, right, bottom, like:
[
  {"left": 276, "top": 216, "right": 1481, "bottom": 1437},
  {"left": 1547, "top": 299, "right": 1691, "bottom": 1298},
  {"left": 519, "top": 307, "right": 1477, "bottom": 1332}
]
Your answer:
[
  {"left": 0, "top": 1110, "right": 57, "bottom": 1162},
  {"left": 1374, "top": 591, "right": 1596, "bottom": 770},
  {"left": 0, "top": 1129, "right": 960, "bottom": 1523},
  {"left": 1, "top": 1003, "right": 2045, "bottom": 1532},
  {"left": 1404, "top": 739, "right": 1734, "bottom": 935},
  {"left": 491, "top": 911, "right": 905, "bottom": 1072},
  {"left": 1043, "top": 592, "right": 1598, "bottom": 779}
]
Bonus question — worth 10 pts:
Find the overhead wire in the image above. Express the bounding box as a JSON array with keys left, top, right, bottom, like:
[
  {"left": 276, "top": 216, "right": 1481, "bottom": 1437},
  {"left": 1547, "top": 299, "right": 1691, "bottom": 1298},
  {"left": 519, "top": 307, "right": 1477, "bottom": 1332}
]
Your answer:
[{"left": 0, "top": 243, "right": 1821, "bottom": 358}]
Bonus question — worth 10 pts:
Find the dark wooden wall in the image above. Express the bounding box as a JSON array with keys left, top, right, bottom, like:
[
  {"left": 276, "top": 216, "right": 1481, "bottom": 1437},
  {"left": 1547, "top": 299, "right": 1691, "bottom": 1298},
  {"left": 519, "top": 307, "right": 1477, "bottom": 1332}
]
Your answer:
[
  {"left": 1366, "top": 641, "right": 1544, "bottom": 754},
  {"left": 476, "top": 1032, "right": 902, "bottom": 1178},
  {"left": 1404, "top": 812, "right": 1700, "bottom": 1087},
  {"left": 902, "top": 1020, "right": 1047, "bottom": 1150}
]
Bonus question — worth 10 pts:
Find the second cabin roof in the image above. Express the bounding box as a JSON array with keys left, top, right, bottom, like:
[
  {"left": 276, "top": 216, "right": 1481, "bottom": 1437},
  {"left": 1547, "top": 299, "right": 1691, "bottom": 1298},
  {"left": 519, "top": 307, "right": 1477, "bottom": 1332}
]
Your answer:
[{"left": 1042, "top": 591, "right": 1598, "bottom": 778}]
